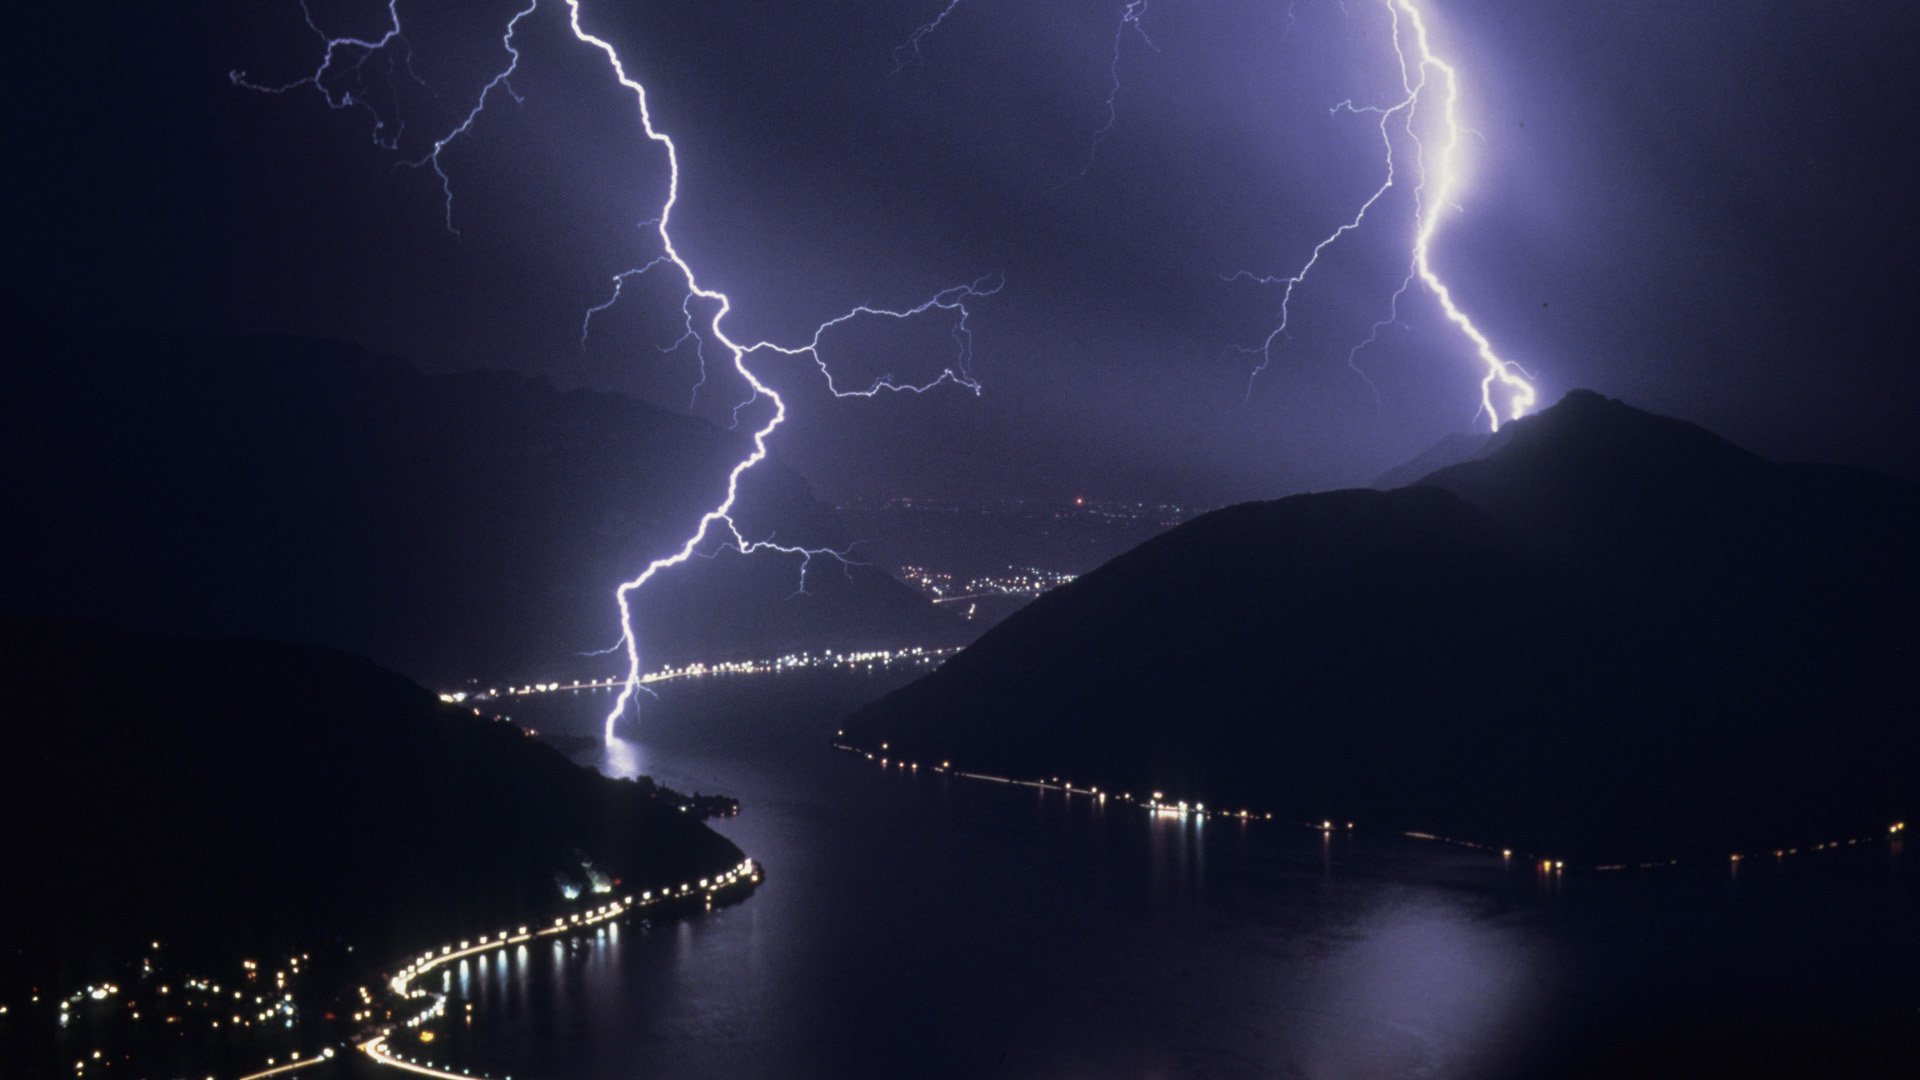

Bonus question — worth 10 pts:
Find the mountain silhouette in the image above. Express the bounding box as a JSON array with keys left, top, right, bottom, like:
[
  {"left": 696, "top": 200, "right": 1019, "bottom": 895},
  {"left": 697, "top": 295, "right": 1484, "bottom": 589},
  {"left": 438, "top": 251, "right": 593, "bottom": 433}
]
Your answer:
[
  {"left": 1370, "top": 429, "right": 1494, "bottom": 489},
  {"left": 3, "top": 325, "right": 962, "bottom": 685},
  {"left": 844, "top": 391, "right": 1918, "bottom": 863},
  {"left": 0, "top": 617, "right": 745, "bottom": 988}
]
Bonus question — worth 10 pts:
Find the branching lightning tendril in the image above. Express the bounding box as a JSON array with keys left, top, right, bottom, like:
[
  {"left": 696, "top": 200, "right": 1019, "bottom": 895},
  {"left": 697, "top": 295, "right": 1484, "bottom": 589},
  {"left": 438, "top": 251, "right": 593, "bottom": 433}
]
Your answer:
[
  {"left": 1081, "top": 0, "right": 1159, "bottom": 175},
  {"left": 241, "top": 0, "right": 998, "bottom": 743},
  {"left": 894, "top": 0, "right": 971, "bottom": 74},
  {"left": 401, "top": 0, "right": 540, "bottom": 234},
  {"left": 229, "top": 1, "right": 421, "bottom": 149},
  {"left": 895, "top": 0, "right": 1158, "bottom": 180}
]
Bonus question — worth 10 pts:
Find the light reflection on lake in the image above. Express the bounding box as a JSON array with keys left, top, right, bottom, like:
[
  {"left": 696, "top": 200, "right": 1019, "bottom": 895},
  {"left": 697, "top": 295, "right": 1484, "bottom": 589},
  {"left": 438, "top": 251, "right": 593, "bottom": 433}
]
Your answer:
[{"left": 417, "top": 671, "right": 1916, "bottom": 1079}]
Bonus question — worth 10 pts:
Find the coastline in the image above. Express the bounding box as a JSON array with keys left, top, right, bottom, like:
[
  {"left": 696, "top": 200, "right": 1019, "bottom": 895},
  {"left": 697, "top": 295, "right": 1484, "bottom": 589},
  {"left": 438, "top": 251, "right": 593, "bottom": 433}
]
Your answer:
[
  {"left": 830, "top": 740, "right": 1907, "bottom": 876},
  {"left": 235, "top": 858, "right": 763, "bottom": 1080}
]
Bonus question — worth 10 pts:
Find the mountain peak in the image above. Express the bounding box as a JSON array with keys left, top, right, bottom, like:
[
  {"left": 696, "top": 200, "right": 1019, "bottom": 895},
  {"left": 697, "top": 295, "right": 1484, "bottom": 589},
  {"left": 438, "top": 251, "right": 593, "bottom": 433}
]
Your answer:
[
  {"left": 1373, "top": 390, "right": 1746, "bottom": 494},
  {"left": 1549, "top": 386, "right": 1613, "bottom": 411},
  {"left": 844, "top": 395, "right": 1918, "bottom": 863},
  {"left": 1447, "top": 388, "right": 1763, "bottom": 481}
]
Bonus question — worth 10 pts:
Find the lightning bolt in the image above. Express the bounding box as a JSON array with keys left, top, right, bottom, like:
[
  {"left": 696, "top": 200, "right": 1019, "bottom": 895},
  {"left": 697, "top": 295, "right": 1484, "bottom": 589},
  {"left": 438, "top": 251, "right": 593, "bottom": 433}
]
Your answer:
[
  {"left": 1235, "top": 0, "right": 1535, "bottom": 428},
  {"left": 887, "top": 0, "right": 1526, "bottom": 423},
  {"left": 1080, "top": 0, "right": 1160, "bottom": 174},
  {"left": 894, "top": 0, "right": 972, "bottom": 74},
  {"left": 401, "top": 0, "right": 541, "bottom": 235},
  {"left": 894, "top": 0, "right": 1159, "bottom": 180},
  {"left": 1224, "top": 86, "right": 1411, "bottom": 401},
  {"left": 240, "top": 0, "right": 999, "bottom": 743},
  {"left": 1393, "top": 0, "right": 1536, "bottom": 427},
  {"left": 229, "top": 0, "right": 419, "bottom": 149}
]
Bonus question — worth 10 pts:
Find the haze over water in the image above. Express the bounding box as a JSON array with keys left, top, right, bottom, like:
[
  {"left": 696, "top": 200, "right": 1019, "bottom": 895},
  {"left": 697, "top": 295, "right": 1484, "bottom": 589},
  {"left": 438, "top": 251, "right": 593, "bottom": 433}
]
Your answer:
[{"left": 414, "top": 671, "right": 1917, "bottom": 1079}]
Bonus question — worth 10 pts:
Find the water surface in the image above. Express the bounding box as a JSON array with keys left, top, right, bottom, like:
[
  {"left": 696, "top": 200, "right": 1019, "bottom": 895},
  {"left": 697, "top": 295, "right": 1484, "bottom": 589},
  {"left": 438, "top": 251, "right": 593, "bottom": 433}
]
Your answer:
[{"left": 415, "top": 671, "right": 1918, "bottom": 1078}]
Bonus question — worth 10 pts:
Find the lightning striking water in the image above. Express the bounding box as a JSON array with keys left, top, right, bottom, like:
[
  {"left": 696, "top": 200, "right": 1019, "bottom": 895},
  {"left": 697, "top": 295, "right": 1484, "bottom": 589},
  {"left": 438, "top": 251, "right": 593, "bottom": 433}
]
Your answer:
[
  {"left": 1237, "top": 0, "right": 1535, "bottom": 428},
  {"left": 241, "top": 0, "right": 997, "bottom": 743},
  {"left": 530, "top": 3, "right": 1001, "bottom": 742}
]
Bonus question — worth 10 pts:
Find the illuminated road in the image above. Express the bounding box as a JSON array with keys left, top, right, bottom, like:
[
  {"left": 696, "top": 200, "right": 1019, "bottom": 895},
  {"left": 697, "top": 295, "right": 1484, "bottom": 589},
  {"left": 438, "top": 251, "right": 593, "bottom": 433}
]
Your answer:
[{"left": 357, "top": 860, "right": 760, "bottom": 1079}]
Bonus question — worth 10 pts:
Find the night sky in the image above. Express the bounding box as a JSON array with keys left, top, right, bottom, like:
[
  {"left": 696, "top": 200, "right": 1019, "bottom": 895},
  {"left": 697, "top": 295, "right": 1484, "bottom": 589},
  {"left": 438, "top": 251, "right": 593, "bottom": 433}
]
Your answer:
[{"left": 14, "top": 0, "right": 1916, "bottom": 505}]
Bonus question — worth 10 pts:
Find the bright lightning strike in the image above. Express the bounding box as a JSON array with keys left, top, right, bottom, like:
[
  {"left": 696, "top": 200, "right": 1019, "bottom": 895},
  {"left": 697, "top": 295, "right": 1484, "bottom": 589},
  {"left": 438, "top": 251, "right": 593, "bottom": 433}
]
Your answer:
[
  {"left": 1393, "top": 0, "right": 1536, "bottom": 427},
  {"left": 241, "top": 0, "right": 998, "bottom": 744},
  {"left": 1236, "top": 0, "right": 1535, "bottom": 429},
  {"left": 563, "top": 0, "right": 1001, "bottom": 743}
]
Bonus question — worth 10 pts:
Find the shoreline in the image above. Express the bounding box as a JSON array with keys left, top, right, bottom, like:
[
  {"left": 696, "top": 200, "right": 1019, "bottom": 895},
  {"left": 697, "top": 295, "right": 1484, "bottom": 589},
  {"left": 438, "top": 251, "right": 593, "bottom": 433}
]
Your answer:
[
  {"left": 226, "top": 858, "right": 762, "bottom": 1080},
  {"left": 356, "top": 858, "right": 761, "bottom": 1080},
  {"left": 830, "top": 740, "right": 1906, "bottom": 877}
]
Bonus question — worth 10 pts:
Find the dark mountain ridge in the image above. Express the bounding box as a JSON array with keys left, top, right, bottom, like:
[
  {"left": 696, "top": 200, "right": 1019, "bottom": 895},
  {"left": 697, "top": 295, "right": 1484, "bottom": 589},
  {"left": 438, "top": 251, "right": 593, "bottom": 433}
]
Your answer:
[
  {"left": 1370, "top": 429, "right": 1494, "bottom": 489},
  {"left": 3, "top": 325, "right": 963, "bottom": 685},
  {"left": 844, "top": 391, "right": 1918, "bottom": 864},
  {"left": 0, "top": 616, "right": 744, "bottom": 983}
]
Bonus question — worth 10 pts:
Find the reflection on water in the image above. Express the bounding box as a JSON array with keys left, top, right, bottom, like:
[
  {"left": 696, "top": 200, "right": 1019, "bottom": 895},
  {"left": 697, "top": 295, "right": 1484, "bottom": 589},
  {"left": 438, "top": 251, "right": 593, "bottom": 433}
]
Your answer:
[
  {"left": 1298, "top": 898, "right": 1544, "bottom": 1077},
  {"left": 601, "top": 732, "right": 646, "bottom": 781},
  {"left": 420, "top": 672, "right": 1915, "bottom": 1079}
]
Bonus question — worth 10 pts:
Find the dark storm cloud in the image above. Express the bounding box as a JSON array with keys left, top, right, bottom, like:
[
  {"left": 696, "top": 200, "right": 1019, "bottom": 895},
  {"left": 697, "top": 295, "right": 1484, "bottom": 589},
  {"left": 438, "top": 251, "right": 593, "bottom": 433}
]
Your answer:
[{"left": 13, "top": 0, "right": 1916, "bottom": 506}]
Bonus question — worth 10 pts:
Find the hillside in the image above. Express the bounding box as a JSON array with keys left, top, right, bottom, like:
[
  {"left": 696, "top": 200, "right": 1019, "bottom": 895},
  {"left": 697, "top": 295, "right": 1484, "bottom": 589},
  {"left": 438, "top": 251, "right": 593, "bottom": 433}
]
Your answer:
[
  {"left": 0, "top": 617, "right": 745, "bottom": 983},
  {"left": 2, "top": 324, "right": 962, "bottom": 685},
  {"left": 843, "top": 392, "right": 1919, "bottom": 863}
]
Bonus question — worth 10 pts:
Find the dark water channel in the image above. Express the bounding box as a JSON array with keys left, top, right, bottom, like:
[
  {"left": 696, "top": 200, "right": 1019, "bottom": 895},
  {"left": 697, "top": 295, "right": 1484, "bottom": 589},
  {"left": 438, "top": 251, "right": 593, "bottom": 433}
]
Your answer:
[{"left": 410, "top": 670, "right": 1918, "bottom": 1078}]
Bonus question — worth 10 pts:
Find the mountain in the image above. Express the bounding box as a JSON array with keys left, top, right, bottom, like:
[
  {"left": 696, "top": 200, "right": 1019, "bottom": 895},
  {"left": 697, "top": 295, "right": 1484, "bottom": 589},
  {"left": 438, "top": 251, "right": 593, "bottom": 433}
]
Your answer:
[
  {"left": 1370, "top": 429, "right": 1495, "bottom": 489},
  {"left": 0, "top": 617, "right": 745, "bottom": 979},
  {"left": 3, "top": 325, "right": 962, "bottom": 685},
  {"left": 843, "top": 391, "right": 1919, "bottom": 863}
]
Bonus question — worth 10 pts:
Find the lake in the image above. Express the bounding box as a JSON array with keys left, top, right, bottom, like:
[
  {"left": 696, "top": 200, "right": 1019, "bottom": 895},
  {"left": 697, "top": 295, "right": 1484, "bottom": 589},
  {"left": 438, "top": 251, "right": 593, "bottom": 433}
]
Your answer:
[{"left": 400, "top": 669, "right": 1918, "bottom": 1078}]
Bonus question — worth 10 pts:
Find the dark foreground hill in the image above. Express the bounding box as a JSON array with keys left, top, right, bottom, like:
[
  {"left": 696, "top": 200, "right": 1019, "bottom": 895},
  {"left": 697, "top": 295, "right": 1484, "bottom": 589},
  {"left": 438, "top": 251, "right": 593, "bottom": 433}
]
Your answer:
[
  {"left": 3, "top": 325, "right": 961, "bottom": 685},
  {"left": 845, "top": 392, "right": 1919, "bottom": 864},
  {"left": 0, "top": 617, "right": 743, "bottom": 987}
]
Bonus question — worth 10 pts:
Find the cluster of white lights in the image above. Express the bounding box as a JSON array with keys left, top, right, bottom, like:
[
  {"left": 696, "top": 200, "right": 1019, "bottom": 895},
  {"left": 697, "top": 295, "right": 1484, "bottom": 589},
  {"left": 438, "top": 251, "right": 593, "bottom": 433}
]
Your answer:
[
  {"left": 896, "top": 565, "right": 956, "bottom": 597},
  {"left": 1053, "top": 497, "right": 1196, "bottom": 529},
  {"left": 19, "top": 849, "right": 765, "bottom": 1080},
  {"left": 28, "top": 943, "right": 329, "bottom": 1078},
  {"left": 913, "top": 567, "right": 1079, "bottom": 605}
]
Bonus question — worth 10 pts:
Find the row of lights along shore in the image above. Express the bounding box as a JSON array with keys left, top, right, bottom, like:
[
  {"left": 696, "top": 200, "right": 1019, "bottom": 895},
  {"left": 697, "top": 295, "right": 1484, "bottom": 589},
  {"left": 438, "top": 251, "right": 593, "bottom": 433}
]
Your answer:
[
  {"left": 440, "top": 646, "right": 959, "bottom": 706},
  {"left": 835, "top": 738, "right": 1906, "bottom": 876},
  {"left": 447, "top": 639, "right": 1907, "bottom": 878}
]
